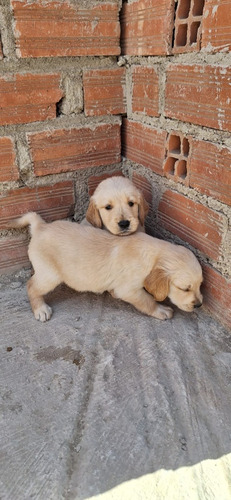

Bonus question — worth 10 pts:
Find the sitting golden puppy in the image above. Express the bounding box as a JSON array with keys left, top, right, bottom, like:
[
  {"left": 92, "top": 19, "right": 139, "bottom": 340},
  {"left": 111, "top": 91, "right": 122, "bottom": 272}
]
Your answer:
[
  {"left": 10, "top": 213, "right": 203, "bottom": 322},
  {"left": 85, "top": 176, "right": 149, "bottom": 235}
]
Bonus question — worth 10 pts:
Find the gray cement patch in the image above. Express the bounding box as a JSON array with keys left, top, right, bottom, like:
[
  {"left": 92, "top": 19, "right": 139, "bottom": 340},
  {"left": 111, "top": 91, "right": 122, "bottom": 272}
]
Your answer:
[{"left": 0, "top": 282, "right": 231, "bottom": 499}]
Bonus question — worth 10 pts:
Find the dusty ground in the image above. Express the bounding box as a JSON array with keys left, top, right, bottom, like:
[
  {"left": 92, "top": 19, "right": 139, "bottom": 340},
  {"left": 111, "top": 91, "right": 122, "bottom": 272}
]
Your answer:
[{"left": 0, "top": 271, "right": 231, "bottom": 500}]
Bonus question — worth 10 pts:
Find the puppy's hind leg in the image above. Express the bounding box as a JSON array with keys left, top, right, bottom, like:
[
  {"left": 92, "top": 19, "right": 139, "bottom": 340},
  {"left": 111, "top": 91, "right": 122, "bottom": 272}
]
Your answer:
[{"left": 27, "top": 273, "right": 60, "bottom": 322}]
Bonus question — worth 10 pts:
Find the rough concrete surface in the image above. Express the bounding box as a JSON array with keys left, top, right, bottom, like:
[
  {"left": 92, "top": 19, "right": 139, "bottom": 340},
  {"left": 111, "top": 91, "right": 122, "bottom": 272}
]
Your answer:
[{"left": 1, "top": 274, "right": 231, "bottom": 500}]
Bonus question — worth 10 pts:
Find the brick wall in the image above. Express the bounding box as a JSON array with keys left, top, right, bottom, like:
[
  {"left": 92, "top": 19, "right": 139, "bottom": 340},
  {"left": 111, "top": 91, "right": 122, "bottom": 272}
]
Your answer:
[
  {"left": 0, "top": 0, "right": 122, "bottom": 276},
  {"left": 121, "top": 0, "right": 231, "bottom": 330},
  {"left": 0, "top": 0, "right": 230, "bottom": 329}
]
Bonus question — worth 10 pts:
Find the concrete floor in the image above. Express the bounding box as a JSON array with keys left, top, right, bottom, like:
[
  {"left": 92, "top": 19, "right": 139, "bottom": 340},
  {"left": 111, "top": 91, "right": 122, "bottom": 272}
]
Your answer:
[{"left": 0, "top": 270, "right": 231, "bottom": 500}]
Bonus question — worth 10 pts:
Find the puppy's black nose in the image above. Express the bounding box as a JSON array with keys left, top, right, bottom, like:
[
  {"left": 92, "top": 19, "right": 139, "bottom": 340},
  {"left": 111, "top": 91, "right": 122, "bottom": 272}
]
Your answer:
[
  {"left": 118, "top": 220, "right": 130, "bottom": 230},
  {"left": 194, "top": 301, "right": 202, "bottom": 308}
]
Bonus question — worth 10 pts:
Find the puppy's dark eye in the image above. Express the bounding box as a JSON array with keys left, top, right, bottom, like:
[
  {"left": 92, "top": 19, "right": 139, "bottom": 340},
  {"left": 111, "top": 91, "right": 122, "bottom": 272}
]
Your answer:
[
  {"left": 105, "top": 204, "right": 112, "bottom": 210},
  {"left": 128, "top": 201, "right": 134, "bottom": 207}
]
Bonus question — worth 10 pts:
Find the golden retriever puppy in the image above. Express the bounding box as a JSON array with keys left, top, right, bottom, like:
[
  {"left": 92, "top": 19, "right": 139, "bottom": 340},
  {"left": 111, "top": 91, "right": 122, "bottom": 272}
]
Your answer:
[
  {"left": 10, "top": 212, "right": 203, "bottom": 322},
  {"left": 85, "top": 176, "right": 149, "bottom": 235}
]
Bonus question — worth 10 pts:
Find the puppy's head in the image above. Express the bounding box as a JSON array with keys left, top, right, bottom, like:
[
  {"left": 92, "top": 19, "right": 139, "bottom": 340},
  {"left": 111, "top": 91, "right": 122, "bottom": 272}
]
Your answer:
[
  {"left": 86, "top": 176, "right": 149, "bottom": 236},
  {"left": 144, "top": 246, "right": 203, "bottom": 312}
]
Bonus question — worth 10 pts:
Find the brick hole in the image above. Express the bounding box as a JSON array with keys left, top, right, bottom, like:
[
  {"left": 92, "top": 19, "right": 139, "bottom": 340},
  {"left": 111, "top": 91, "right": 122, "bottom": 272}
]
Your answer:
[
  {"left": 177, "top": 0, "right": 191, "bottom": 19},
  {"left": 175, "top": 24, "right": 188, "bottom": 46},
  {"left": 190, "top": 21, "right": 200, "bottom": 44},
  {"left": 171, "top": 2, "right": 178, "bottom": 48},
  {"left": 176, "top": 159, "right": 187, "bottom": 178},
  {"left": 192, "top": 0, "right": 205, "bottom": 16},
  {"left": 164, "top": 157, "right": 177, "bottom": 175},
  {"left": 56, "top": 97, "right": 64, "bottom": 117},
  {"left": 169, "top": 134, "right": 181, "bottom": 154},
  {"left": 182, "top": 137, "right": 190, "bottom": 156}
]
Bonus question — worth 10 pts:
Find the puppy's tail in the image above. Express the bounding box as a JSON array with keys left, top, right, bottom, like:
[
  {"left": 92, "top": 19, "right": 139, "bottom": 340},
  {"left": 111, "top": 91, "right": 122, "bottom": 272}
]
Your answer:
[{"left": 9, "top": 212, "right": 45, "bottom": 236}]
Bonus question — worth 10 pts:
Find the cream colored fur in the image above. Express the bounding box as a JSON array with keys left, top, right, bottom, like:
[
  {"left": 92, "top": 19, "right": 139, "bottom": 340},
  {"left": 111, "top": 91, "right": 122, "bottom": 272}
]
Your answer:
[
  {"left": 84, "top": 176, "right": 149, "bottom": 235},
  {"left": 10, "top": 213, "right": 203, "bottom": 322}
]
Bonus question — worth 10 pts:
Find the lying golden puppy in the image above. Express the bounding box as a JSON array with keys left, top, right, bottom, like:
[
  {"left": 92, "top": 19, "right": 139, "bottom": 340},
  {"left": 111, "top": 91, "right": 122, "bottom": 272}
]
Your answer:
[
  {"left": 85, "top": 176, "right": 149, "bottom": 235},
  {"left": 10, "top": 213, "right": 203, "bottom": 322}
]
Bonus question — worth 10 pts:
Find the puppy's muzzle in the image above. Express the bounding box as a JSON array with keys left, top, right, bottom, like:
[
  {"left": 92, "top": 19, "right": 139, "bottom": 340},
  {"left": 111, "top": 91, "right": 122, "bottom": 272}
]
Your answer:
[{"left": 118, "top": 220, "right": 130, "bottom": 230}]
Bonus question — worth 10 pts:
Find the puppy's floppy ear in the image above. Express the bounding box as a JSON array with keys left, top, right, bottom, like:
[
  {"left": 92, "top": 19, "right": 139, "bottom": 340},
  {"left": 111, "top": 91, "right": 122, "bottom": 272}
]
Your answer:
[
  {"left": 86, "top": 198, "right": 103, "bottom": 228},
  {"left": 138, "top": 194, "right": 149, "bottom": 226},
  {"left": 144, "top": 267, "right": 169, "bottom": 302}
]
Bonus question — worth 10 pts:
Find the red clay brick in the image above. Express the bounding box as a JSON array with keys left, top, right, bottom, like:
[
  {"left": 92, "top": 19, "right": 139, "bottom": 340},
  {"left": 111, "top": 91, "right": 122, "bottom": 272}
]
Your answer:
[
  {"left": 202, "top": 0, "right": 231, "bottom": 52},
  {"left": 83, "top": 68, "right": 126, "bottom": 117},
  {"left": 122, "top": 119, "right": 167, "bottom": 176},
  {"left": 0, "top": 137, "right": 19, "bottom": 182},
  {"left": 189, "top": 140, "right": 231, "bottom": 206},
  {"left": 88, "top": 171, "right": 123, "bottom": 197},
  {"left": 202, "top": 264, "right": 231, "bottom": 330},
  {"left": 0, "top": 234, "right": 30, "bottom": 274},
  {"left": 132, "top": 66, "right": 159, "bottom": 117},
  {"left": 165, "top": 64, "right": 231, "bottom": 132},
  {"left": 158, "top": 190, "right": 226, "bottom": 260},
  {"left": 28, "top": 124, "right": 121, "bottom": 177},
  {"left": 173, "top": 0, "right": 205, "bottom": 53},
  {"left": 0, "top": 181, "right": 75, "bottom": 228},
  {"left": 12, "top": 0, "right": 120, "bottom": 57},
  {"left": 121, "top": 0, "right": 175, "bottom": 56},
  {"left": 0, "top": 73, "right": 63, "bottom": 126},
  {"left": 132, "top": 173, "right": 152, "bottom": 206}
]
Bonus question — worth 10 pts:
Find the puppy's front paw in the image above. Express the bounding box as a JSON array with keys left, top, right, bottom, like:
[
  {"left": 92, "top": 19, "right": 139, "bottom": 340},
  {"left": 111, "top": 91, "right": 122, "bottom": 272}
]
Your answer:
[
  {"left": 34, "top": 304, "right": 52, "bottom": 322},
  {"left": 153, "top": 304, "right": 173, "bottom": 320}
]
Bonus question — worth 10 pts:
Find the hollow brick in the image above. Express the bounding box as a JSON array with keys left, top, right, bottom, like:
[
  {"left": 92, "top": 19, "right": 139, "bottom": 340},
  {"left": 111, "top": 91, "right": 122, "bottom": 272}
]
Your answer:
[
  {"left": 83, "top": 68, "right": 126, "bottom": 117},
  {"left": 0, "top": 181, "right": 75, "bottom": 228},
  {"left": 11, "top": 0, "right": 120, "bottom": 57},
  {"left": 28, "top": 124, "right": 121, "bottom": 177},
  {"left": 165, "top": 64, "right": 231, "bottom": 131},
  {"left": 0, "top": 137, "right": 19, "bottom": 182},
  {"left": 163, "top": 131, "right": 191, "bottom": 185},
  {"left": 120, "top": 0, "right": 175, "bottom": 56},
  {"left": 158, "top": 190, "right": 226, "bottom": 260},
  {"left": 173, "top": 0, "right": 205, "bottom": 53},
  {"left": 189, "top": 140, "right": 231, "bottom": 206},
  {"left": 0, "top": 73, "right": 63, "bottom": 126},
  {"left": 202, "top": 0, "right": 231, "bottom": 52},
  {"left": 122, "top": 119, "right": 167, "bottom": 176},
  {"left": 132, "top": 66, "right": 159, "bottom": 117}
]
